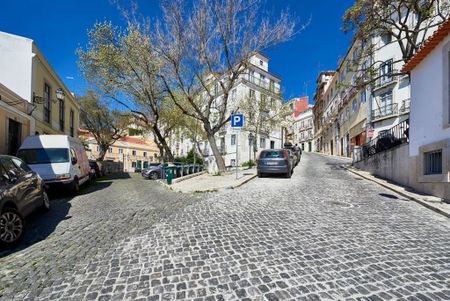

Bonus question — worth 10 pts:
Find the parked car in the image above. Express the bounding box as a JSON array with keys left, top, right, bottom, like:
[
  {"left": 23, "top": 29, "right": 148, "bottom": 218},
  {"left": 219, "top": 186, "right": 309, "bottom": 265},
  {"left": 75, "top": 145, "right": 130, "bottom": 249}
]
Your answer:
[
  {"left": 283, "top": 142, "right": 301, "bottom": 166},
  {"left": 257, "top": 149, "right": 294, "bottom": 178},
  {"left": 17, "top": 135, "right": 91, "bottom": 195},
  {"left": 142, "top": 163, "right": 169, "bottom": 180},
  {"left": 0, "top": 155, "right": 49, "bottom": 247}
]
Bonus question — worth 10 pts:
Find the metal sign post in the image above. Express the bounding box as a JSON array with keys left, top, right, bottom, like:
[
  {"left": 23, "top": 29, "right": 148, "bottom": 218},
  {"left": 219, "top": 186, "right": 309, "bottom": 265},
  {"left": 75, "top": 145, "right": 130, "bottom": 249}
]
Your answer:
[{"left": 231, "top": 114, "right": 244, "bottom": 180}]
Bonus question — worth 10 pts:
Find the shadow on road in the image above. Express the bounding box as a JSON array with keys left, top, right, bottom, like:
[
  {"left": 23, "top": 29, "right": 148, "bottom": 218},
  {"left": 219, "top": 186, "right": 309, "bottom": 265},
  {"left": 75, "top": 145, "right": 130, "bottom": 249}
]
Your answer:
[{"left": 0, "top": 173, "right": 128, "bottom": 257}]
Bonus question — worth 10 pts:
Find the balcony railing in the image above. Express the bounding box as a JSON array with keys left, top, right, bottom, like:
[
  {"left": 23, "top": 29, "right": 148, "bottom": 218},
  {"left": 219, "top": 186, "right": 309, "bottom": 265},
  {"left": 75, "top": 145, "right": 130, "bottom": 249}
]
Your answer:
[
  {"left": 371, "top": 103, "right": 398, "bottom": 120},
  {"left": 399, "top": 98, "right": 410, "bottom": 114},
  {"left": 353, "top": 119, "right": 409, "bottom": 162},
  {"left": 374, "top": 72, "right": 398, "bottom": 90},
  {"left": 245, "top": 74, "right": 281, "bottom": 95}
]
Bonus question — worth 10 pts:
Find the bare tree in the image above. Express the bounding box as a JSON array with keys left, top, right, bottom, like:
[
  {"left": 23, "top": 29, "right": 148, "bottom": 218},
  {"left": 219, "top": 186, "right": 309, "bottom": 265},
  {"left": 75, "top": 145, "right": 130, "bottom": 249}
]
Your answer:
[
  {"left": 78, "top": 22, "right": 177, "bottom": 161},
  {"left": 152, "top": 0, "right": 297, "bottom": 172},
  {"left": 79, "top": 91, "right": 130, "bottom": 161},
  {"left": 340, "top": 0, "right": 450, "bottom": 87}
]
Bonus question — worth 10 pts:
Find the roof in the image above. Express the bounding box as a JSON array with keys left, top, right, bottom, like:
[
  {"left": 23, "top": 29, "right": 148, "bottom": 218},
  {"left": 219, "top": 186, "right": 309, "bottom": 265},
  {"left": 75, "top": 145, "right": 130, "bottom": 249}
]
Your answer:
[{"left": 403, "top": 18, "right": 450, "bottom": 72}]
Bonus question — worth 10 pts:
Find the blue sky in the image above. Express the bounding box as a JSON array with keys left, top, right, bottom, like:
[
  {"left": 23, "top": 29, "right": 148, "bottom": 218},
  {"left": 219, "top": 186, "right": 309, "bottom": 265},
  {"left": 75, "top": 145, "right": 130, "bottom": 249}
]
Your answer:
[{"left": 0, "top": 0, "right": 355, "bottom": 103}]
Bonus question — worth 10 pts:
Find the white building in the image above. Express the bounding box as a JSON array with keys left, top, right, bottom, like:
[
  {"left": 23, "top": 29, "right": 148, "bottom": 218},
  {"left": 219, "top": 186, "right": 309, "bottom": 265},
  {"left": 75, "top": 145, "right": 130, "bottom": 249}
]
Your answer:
[
  {"left": 403, "top": 19, "right": 450, "bottom": 199},
  {"left": 293, "top": 105, "right": 314, "bottom": 152},
  {"left": 173, "top": 53, "right": 283, "bottom": 173}
]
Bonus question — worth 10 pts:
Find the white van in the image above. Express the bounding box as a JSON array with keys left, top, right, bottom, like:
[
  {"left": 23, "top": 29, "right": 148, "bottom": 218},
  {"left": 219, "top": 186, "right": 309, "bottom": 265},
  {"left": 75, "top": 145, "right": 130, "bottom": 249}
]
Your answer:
[{"left": 17, "top": 135, "right": 91, "bottom": 194}]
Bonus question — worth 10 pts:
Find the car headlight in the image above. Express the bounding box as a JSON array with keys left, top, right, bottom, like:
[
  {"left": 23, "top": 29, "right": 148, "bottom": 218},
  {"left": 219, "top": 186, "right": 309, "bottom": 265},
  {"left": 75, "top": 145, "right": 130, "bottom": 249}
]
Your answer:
[{"left": 55, "top": 173, "right": 71, "bottom": 180}]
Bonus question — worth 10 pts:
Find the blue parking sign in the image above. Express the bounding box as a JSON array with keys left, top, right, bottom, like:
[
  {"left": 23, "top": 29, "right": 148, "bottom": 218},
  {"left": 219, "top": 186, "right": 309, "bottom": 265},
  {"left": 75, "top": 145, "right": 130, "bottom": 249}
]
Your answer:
[{"left": 231, "top": 114, "right": 244, "bottom": 128}]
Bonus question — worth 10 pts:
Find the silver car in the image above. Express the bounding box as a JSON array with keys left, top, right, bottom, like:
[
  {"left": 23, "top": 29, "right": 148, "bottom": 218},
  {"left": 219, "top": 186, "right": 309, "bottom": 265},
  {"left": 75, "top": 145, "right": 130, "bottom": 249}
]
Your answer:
[{"left": 257, "top": 149, "right": 294, "bottom": 178}]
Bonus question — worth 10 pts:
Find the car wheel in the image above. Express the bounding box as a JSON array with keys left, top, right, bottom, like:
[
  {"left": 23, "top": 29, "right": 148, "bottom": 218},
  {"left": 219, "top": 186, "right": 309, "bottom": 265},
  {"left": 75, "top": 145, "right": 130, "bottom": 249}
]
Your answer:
[
  {"left": 150, "top": 172, "right": 158, "bottom": 180},
  {"left": 72, "top": 178, "right": 80, "bottom": 195},
  {"left": 285, "top": 169, "right": 292, "bottom": 178},
  {"left": 0, "top": 208, "right": 24, "bottom": 247},
  {"left": 41, "top": 190, "right": 50, "bottom": 211}
]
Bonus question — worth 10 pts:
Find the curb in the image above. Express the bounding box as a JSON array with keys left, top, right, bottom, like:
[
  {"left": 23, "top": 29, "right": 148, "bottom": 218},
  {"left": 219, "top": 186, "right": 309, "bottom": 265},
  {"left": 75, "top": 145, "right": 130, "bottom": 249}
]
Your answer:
[
  {"left": 227, "top": 174, "right": 258, "bottom": 189},
  {"left": 172, "top": 171, "right": 206, "bottom": 184},
  {"left": 345, "top": 166, "right": 450, "bottom": 218}
]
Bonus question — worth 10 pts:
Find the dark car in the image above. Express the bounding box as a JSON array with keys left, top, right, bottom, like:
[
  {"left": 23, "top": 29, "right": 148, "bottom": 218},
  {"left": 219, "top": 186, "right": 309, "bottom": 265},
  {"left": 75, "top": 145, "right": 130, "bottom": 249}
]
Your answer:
[
  {"left": 283, "top": 142, "right": 301, "bottom": 166},
  {"left": 257, "top": 149, "right": 293, "bottom": 178},
  {"left": 89, "top": 160, "right": 104, "bottom": 179},
  {"left": 142, "top": 163, "right": 168, "bottom": 180},
  {"left": 0, "top": 155, "right": 49, "bottom": 247}
]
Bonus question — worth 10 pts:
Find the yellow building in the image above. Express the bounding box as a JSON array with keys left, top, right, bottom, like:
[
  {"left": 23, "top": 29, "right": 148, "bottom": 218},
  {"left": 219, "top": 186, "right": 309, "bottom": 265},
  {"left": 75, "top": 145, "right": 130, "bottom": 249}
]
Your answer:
[
  {"left": 0, "top": 31, "right": 80, "bottom": 141},
  {"left": 80, "top": 130, "right": 160, "bottom": 172},
  {"left": 0, "top": 83, "right": 33, "bottom": 155}
]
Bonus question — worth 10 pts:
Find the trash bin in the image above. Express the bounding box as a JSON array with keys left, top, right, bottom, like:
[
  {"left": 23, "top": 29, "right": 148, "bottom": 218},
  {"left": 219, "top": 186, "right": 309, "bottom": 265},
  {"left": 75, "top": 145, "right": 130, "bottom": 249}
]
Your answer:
[{"left": 165, "top": 167, "right": 174, "bottom": 185}]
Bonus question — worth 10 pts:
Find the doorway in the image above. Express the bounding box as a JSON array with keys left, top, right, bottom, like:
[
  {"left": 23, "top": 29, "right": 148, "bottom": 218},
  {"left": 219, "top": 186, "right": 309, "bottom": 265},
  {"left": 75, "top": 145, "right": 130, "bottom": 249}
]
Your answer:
[{"left": 8, "top": 119, "right": 22, "bottom": 155}]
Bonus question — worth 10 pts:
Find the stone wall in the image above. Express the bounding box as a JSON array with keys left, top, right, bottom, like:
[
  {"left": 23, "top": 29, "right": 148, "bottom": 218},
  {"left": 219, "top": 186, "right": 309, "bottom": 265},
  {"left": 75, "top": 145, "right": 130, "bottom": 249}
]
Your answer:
[{"left": 97, "top": 161, "right": 124, "bottom": 174}]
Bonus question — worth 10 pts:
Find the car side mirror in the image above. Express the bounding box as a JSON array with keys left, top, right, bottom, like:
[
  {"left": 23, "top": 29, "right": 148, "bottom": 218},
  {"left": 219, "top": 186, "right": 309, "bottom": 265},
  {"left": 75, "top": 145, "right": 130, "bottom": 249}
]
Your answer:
[{"left": 71, "top": 157, "right": 78, "bottom": 165}]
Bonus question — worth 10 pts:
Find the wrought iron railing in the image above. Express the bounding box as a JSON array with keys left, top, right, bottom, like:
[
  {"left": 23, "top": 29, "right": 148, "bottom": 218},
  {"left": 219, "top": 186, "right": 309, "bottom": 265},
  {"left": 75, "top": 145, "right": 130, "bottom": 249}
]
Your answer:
[
  {"left": 399, "top": 98, "right": 411, "bottom": 114},
  {"left": 245, "top": 74, "right": 281, "bottom": 95},
  {"left": 353, "top": 119, "right": 409, "bottom": 162},
  {"left": 371, "top": 103, "right": 398, "bottom": 120}
]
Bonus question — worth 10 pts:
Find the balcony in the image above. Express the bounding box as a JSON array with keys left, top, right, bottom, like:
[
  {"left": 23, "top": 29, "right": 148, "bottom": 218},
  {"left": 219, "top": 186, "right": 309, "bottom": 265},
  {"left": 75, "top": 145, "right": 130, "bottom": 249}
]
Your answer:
[
  {"left": 399, "top": 98, "right": 410, "bottom": 114},
  {"left": 373, "top": 72, "right": 398, "bottom": 91},
  {"left": 371, "top": 103, "right": 398, "bottom": 120},
  {"left": 244, "top": 74, "right": 281, "bottom": 96}
]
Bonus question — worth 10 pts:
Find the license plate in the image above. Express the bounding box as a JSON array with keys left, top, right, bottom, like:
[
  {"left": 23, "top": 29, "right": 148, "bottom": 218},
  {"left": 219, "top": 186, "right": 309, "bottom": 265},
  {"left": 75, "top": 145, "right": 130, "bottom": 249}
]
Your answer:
[{"left": 266, "top": 162, "right": 277, "bottom": 166}]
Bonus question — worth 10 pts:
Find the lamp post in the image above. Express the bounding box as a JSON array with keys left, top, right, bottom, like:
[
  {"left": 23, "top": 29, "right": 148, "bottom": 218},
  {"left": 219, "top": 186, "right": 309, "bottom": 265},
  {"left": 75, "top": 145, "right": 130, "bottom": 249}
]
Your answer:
[{"left": 56, "top": 88, "right": 65, "bottom": 101}]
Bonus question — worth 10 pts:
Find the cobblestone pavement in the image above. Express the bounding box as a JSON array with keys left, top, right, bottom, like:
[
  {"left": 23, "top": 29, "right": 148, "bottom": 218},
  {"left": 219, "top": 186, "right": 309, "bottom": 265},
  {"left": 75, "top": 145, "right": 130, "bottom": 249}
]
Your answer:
[{"left": 1, "top": 153, "right": 450, "bottom": 301}]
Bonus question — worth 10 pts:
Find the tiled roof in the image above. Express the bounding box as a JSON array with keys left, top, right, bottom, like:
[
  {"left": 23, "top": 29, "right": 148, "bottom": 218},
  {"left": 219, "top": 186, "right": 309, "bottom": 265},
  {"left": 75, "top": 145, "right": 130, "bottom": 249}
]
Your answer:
[{"left": 402, "top": 18, "right": 450, "bottom": 72}]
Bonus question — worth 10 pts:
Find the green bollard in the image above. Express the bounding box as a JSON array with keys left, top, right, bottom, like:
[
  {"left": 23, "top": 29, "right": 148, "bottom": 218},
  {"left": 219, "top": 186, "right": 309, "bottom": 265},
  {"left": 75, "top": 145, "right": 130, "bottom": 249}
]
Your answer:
[{"left": 165, "top": 168, "right": 173, "bottom": 185}]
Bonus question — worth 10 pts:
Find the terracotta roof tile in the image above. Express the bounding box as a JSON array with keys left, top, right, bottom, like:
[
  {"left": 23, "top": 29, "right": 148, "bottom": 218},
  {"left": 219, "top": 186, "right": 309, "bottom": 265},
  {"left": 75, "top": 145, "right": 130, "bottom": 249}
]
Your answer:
[{"left": 403, "top": 18, "right": 450, "bottom": 72}]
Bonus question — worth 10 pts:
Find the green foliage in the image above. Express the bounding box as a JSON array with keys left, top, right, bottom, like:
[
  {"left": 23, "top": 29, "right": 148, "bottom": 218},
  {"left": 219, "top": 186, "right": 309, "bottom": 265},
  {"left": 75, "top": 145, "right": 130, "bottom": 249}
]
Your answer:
[{"left": 242, "top": 160, "right": 256, "bottom": 168}]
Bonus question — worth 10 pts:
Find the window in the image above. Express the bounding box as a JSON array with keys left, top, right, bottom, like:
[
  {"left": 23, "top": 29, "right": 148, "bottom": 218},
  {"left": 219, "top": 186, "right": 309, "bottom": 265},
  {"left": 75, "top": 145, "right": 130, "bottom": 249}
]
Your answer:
[
  {"left": 119, "top": 148, "right": 123, "bottom": 154},
  {"left": 17, "top": 148, "right": 69, "bottom": 164},
  {"left": 43, "top": 83, "right": 51, "bottom": 123},
  {"left": 143, "top": 152, "right": 147, "bottom": 157},
  {"left": 269, "top": 80, "right": 275, "bottom": 91},
  {"left": 231, "top": 134, "right": 236, "bottom": 146},
  {"left": 260, "top": 137, "right": 266, "bottom": 149},
  {"left": 132, "top": 150, "right": 136, "bottom": 156},
  {"left": 361, "top": 90, "right": 366, "bottom": 103},
  {"left": 96, "top": 146, "right": 100, "bottom": 152},
  {"left": 59, "top": 99, "right": 65, "bottom": 131},
  {"left": 259, "top": 60, "right": 263, "bottom": 66},
  {"left": 380, "top": 60, "right": 393, "bottom": 84},
  {"left": 230, "top": 159, "right": 236, "bottom": 167},
  {"left": 381, "top": 32, "right": 392, "bottom": 45},
  {"left": 424, "top": 150, "right": 443, "bottom": 175},
  {"left": 231, "top": 89, "right": 236, "bottom": 102},
  {"left": 108, "top": 147, "right": 113, "bottom": 153},
  {"left": 69, "top": 109, "right": 74, "bottom": 137},
  {"left": 249, "top": 89, "right": 255, "bottom": 99},
  {"left": 352, "top": 99, "right": 359, "bottom": 112},
  {"left": 132, "top": 162, "right": 136, "bottom": 168},
  {"left": 379, "top": 91, "right": 393, "bottom": 115}
]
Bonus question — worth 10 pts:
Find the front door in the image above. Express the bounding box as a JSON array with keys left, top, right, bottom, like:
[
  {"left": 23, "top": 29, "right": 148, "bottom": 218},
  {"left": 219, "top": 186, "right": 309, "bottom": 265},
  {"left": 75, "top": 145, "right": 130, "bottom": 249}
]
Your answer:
[{"left": 8, "top": 119, "right": 22, "bottom": 156}]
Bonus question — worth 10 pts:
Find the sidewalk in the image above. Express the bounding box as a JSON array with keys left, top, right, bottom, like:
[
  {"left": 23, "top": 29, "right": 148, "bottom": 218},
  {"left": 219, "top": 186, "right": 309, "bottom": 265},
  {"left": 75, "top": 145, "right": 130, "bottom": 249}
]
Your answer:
[
  {"left": 347, "top": 166, "right": 450, "bottom": 218},
  {"left": 166, "top": 168, "right": 257, "bottom": 193}
]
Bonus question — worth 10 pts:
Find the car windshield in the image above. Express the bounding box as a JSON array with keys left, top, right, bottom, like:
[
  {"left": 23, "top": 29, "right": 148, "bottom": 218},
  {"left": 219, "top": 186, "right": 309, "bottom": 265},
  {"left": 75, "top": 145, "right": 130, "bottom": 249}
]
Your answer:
[
  {"left": 17, "top": 148, "right": 69, "bottom": 164},
  {"left": 260, "top": 150, "right": 284, "bottom": 158}
]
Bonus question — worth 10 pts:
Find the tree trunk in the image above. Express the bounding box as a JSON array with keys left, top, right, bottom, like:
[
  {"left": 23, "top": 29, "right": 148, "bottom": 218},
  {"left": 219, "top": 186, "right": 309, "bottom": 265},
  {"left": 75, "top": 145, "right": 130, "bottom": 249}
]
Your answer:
[
  {"left": 206, "top": 131, "right": 226, "bottom": 173},
  {"left": 98, "top": 145, "right": 108, "bottom": 161},
  {"left": 152, "top": 126, "right": 174, "bottom": 162}
]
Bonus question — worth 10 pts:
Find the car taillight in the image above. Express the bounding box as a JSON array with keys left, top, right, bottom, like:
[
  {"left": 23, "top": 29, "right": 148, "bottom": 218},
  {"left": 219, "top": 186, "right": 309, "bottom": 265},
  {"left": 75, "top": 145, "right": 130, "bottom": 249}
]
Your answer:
[{"left": 283, "top": 150, "right": 289, "bottom": 161}]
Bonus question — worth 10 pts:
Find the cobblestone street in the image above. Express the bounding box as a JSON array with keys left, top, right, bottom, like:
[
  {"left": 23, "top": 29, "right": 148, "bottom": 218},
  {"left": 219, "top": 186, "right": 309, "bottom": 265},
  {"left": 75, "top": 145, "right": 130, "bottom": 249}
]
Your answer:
[{"left": 1, "top": 153, "right": 449, "bottom": 301}]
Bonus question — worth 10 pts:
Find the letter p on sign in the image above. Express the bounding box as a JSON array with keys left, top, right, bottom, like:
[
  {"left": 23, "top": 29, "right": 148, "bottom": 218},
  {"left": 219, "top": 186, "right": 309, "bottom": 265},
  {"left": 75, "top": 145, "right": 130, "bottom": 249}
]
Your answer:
[{"left": 231, "top": 114, "right": 244, "bottom": 128}]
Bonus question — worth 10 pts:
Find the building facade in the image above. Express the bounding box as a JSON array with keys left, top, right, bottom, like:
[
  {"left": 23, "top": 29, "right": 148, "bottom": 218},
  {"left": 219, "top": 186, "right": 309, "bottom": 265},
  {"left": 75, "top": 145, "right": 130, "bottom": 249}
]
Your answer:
[
  {"left": 81, "top": 131, "right": 160, "bottom": 172},
  {"left": 0, "top": 83, "right": 33, "bottom": 155},
  {"left": 313, "top": 71, "right": 335, "bottom": 152},
  {"left": 293, "top": 105, "right": 314, "bottom": 152},
  {"left": 0, "top": 31, "right": 80, "bottom": 139},
  {"left": 403, "top": 20, "right": 450, "bottom": 199},
  {"left": 173, "top": 53, "right": 284, "bottom": 173}
]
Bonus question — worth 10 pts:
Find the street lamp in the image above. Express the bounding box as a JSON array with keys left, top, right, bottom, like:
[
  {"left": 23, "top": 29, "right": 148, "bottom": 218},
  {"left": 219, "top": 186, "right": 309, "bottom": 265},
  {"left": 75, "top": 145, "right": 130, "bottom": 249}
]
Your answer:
[{"left": 56, "top": 88, "right": 65, "bottom": 101}]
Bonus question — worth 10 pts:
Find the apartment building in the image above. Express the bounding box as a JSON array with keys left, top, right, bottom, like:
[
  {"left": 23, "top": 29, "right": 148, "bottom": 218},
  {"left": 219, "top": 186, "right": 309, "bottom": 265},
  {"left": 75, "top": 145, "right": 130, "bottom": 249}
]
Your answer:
[
  {"left": 81, "top": 130, "right": 160, "bottom": 172},
  {"left": 173, "top": 53, "right": 284, "bottom": 172},
  {"left": 313, "top": 71, "right": 335, "bottom": 152},
  {"left": 293, "top": 105, "right": 314, "bottom": 152},
  {"left": 0, "top": 31, "right": 80, "bottom": 142}
]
